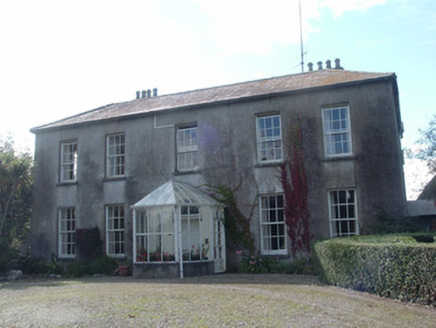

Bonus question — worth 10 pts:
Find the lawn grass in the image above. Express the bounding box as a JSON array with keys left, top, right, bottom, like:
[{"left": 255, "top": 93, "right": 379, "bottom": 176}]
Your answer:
[{"left": 0, "top": 274, "right": 435, "bottom": 327}]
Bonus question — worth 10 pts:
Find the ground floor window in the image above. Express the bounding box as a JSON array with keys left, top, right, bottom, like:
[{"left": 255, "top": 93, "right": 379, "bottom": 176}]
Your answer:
[
  {"left": 135, "top": 207, "right": 176, "bottom": 262},
  {"left": 59, "top": 207, "right": 76, "bottom": 258},
  {"left": 106, "top": 205, "right": 125, "bottom": 257},
  {"left": 328, "top": 189, "right": 358, "bottom": 237},
  {"left": 260, "top": 194, "right": 286, "bottom": 255}
]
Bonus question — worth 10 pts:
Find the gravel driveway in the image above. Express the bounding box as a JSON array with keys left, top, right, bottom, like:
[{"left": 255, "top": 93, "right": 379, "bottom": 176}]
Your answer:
[{"left": 0, "top": 274, "right": 434, "bottom": 327}]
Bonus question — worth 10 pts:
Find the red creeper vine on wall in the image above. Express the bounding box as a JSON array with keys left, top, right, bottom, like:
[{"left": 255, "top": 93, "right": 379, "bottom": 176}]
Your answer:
[{"left": 279, "top": 119, "right": 313, "bottom": 257}]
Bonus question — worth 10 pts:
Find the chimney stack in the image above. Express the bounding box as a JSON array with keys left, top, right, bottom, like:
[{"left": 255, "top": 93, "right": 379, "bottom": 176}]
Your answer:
[
  {"left": 147, "top": 89, "right": 151, "bottom": 98},
  {"left": 141, "top": 90, "right": 146, "bottom": 98},
  {"left": 308, "top": 62, "right": 313, "bottom": 72},
  {"left": 136, "top": 91, "right": 140, "bottom": 99},
  {"left": 335, "top": 58, "right": 343, "bottom": 70},
  {"left": 153, "top": 88, "right": 158, "bottom": 97},
  {"left": 326, "top": 60, "right": 332, "bottom": 69},
  {"left": 317, "top": 61, "right": 323, "bottom": 70}
]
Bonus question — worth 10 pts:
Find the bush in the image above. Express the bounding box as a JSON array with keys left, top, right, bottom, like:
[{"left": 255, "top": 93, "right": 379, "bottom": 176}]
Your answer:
[
  {"left": 64, "top": 256, "right": 118, "bottom": 277},
  {"left": 19, "top": 255, "right": 119, "bottom": 277},
  {"left": 313, "top": 235, "right": 436, "bottom": 306},
  {"left": 238, "top": 254, "right": 279, "bottom": 273},
  {"left": 75, "top": 227, "right": 103, "bottom": 260},
  {"left": 237, "top": 252, "right": 314, "bottom": 275},
  {"left": 0, "top": 236, "right": 21, "bottom": 274}
]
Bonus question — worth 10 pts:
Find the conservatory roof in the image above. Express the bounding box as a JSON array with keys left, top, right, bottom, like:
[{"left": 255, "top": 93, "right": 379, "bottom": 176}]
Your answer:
[{"left": 131, "top": 180, "right": 222, "bottom": 208}]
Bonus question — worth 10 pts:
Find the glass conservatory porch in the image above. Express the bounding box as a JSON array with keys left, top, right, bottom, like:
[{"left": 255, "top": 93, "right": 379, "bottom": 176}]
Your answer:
[{"left": 132, "top": 180, "right": 225, "bottom": 278}]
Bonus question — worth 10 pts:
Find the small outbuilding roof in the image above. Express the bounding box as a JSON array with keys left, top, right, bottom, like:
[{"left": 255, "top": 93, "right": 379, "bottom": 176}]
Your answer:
[{"left": 131, "top": 180, "right": 223, "bottom": 208}]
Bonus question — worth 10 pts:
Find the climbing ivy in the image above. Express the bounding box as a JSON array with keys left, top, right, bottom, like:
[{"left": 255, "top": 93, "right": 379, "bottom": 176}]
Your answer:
[
  {"left": 207, "top": 181, "right": 256, "bottom": 255},
  {"left": 279, "top": 118, "right": 313, "bottom": 257}
]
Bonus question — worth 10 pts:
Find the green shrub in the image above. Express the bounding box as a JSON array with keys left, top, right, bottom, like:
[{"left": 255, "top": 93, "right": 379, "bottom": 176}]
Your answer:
[
  {"left": 238, "top": 254, "right": 279, "bottom": 273},
  {"left": 75, "top": 227, "right": 103, "bottom": 260},
  {"left": 63, "top": 256, "right": 118, "bottom": 277},
  {"left": 314, "top": 235, "right": 436, "bottom": 306}
]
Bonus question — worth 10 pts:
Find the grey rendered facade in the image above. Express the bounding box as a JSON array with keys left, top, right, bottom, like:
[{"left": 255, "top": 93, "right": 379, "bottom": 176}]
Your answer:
[{"left": 30, "top": 65, "right": 407, "bottom": 268}]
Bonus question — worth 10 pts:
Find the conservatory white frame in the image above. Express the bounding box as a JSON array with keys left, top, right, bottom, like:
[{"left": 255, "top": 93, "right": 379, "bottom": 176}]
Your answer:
[{"left": 132, "top": 180, "right": 226, "bottom": 278}]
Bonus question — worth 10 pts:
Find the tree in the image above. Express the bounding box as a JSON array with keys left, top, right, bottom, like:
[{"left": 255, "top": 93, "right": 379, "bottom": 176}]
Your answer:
[
  {"left": 0, "top": 136, "right": 33, "bottom": 249},
  {"left": 410, "top": 114, "right": 436, "bottom": 174}
]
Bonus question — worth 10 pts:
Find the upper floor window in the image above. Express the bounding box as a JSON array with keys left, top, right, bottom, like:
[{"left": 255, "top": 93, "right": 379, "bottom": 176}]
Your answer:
[
  {"left": 260, "top": 194, "right": 286, "bottom": 255},
  {"left": 328, "top": 189, "right": 359, "bottom": 237},
  {"left": 256, "top": 115, "right": 282, "bottom": 163},
  {"left": 61, "top": 142, "right": 78, "bottom": 182},
  {"left": 59, "top": 207, "right": 76, "bottom": 258},
  {"left": 177, "top": 126, "right": 198, "bottom": 171},
  {"left": 107, "top": 134, "right": 125, "bottom": 177},
  {"left": 322, "top": 106, "right": 352, "bottom": 156},
  {"left": 106, "top": 205, "right": 125, "bottom": 257}
]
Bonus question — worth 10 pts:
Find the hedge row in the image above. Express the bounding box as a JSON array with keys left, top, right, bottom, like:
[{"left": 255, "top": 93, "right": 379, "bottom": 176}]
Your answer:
[{"left": 313, "top": 235, "right": 436, "bottom": 306}]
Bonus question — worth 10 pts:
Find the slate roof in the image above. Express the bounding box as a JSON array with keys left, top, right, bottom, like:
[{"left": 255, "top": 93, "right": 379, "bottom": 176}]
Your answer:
[{"left": 31, "top": 69, "right": 396, "bottom": 133}]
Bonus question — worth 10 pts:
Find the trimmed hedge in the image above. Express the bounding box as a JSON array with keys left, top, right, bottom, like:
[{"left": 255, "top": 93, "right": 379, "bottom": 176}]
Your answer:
[{"left": 313, "top": 235, "right": 436, "bottom": 306}]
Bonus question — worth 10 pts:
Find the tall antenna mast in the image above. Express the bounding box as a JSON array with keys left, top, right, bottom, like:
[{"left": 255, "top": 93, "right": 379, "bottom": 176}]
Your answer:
[{"left": 299, "top": 0, "right": 304, "bottom": 72}]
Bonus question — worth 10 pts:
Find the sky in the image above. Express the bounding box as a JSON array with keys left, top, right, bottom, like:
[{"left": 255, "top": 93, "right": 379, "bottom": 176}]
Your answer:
[{"left": 0, "top": 0, "right": 435, "bottom": 199}]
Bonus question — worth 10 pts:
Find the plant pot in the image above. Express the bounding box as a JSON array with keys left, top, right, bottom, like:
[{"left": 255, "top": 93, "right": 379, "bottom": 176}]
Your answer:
[{"left": 118, "top": 265, "right": 130, "bottom": 277}]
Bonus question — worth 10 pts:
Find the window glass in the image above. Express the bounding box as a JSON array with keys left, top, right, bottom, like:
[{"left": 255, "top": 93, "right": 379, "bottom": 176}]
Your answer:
[
  {"left": 61, "top": 142, "right": 78, "bottom": 182},
  {"left": 323, "top": 107, "right": 352, "bottom": 156},
  {"left": 177, "top": 126, "right": 198, "bottom": 171},
  {"left": 329, "top": 189, "right": 359, "bottom": 237},
  {"left": 256, "top": 115, "right": 283, "bottom": 162},
  {"left": 107, "top": 134, "right": 125, "bottom": 177},
  {"left": 260, "top": 195, "right": 286, "bottom": 254},
  {"left": 106, "top": 205, "right": 125, "bottom": 256},
  {"left": 59, "top": 208, "right": 76, "bottom": 257}
]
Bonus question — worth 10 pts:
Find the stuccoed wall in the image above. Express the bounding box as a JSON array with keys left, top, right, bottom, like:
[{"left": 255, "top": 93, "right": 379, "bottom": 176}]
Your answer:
[{"left": 31, "top": 78, "right": 407, "bottom": 259}]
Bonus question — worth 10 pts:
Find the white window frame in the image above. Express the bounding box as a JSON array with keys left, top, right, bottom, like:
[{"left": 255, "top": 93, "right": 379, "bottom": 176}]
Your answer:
[
  {"left": 328, "top": 189, "right": 359, "bottom": 237},
  {"left": 106, "top": 205, "right": 125, "bottom": 257},
  {"left": 177, "top": 126, "right": 198, "bottom": 171},
  {"left": 259, "top": 194, "right": 287, "bottom": 255},
  {"left": 60, "top": 141, "right": 78, "bottom": 182},
  {"left": 59, "top": 207, "right": 76, "bottom": 258},
  {"left": 106, "top": 133, "right": 125, "bottom": 177},
  {"left": 256, "top": 114, "right": 283, "bottom": 163},
  {"left": 322, "top": 106, "right": 352, "bottom": 157}
]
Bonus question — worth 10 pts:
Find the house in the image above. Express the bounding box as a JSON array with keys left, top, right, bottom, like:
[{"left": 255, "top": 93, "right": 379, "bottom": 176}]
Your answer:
[
  {"left": 407, "top": 175, "right": 436, "bottom": 231},
  {"left": 30, "top": 59, "right": 407, "bottom": 276}
]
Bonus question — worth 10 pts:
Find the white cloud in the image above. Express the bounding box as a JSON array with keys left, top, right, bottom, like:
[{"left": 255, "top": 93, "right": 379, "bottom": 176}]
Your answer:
[
  {"left": 318, "top": 0, "right": 386, "bottom": 16},
  {"left": 191, "top": 0, "right": 386, "bottom": 58}
]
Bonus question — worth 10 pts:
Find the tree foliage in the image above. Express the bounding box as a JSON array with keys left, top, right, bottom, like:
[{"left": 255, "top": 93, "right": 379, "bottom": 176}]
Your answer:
[
  {"left": 410, "top": 114, "right": 436, "bottom": 174},
  {"left": 0, "top": 136, "right": 33, "bottom": 249}
]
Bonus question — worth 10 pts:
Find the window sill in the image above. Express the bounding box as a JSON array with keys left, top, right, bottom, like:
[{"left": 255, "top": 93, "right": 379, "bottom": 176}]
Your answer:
[
  {"left": 57, "top": 181, "right": 78, "bottom": 187},
  {"left": 173, "top": 169, "right": 200, "bottom": 176},
  {"left": 254, "top": 161, "right": 283, "bottom": 168},
  {"left": 104, "top": 176, "right": 127, "bottom": 182},
  {"left": 322, "top": 154, "right": 356, "bottom": 162},
  {"left": 261, "top": 252, "right": 288, "bottom": 258}
]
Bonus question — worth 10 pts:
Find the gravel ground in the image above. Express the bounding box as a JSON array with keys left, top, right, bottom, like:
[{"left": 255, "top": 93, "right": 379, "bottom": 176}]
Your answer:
[{"left": 0, "top": 274, "right": 435, "bottom": 327}]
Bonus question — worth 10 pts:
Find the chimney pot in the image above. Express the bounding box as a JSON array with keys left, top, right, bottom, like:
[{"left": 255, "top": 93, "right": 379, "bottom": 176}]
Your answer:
[
  {"left": 326, "top": 60, "right": 332, "bottom": 69},
  {"left": 136, "top": 91, "right": 140, "bottom": 99},
  {"left": 153, "top": 88, "right": 158, "bottom": 97},
  {"left": 147, "top": 89, "right": 151, "bottom": 98},
  {"left": 308, "top": 62, "right": 313, "bottom": 72},
  {"left": 141, "top": 90, "right": 146, "bottom": 98},
  {"left": 335, "top": 58, "right": 343, "bottom": 69},
  {"left": 317, "top": 61, "right": 323, "bottom": 70}
]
